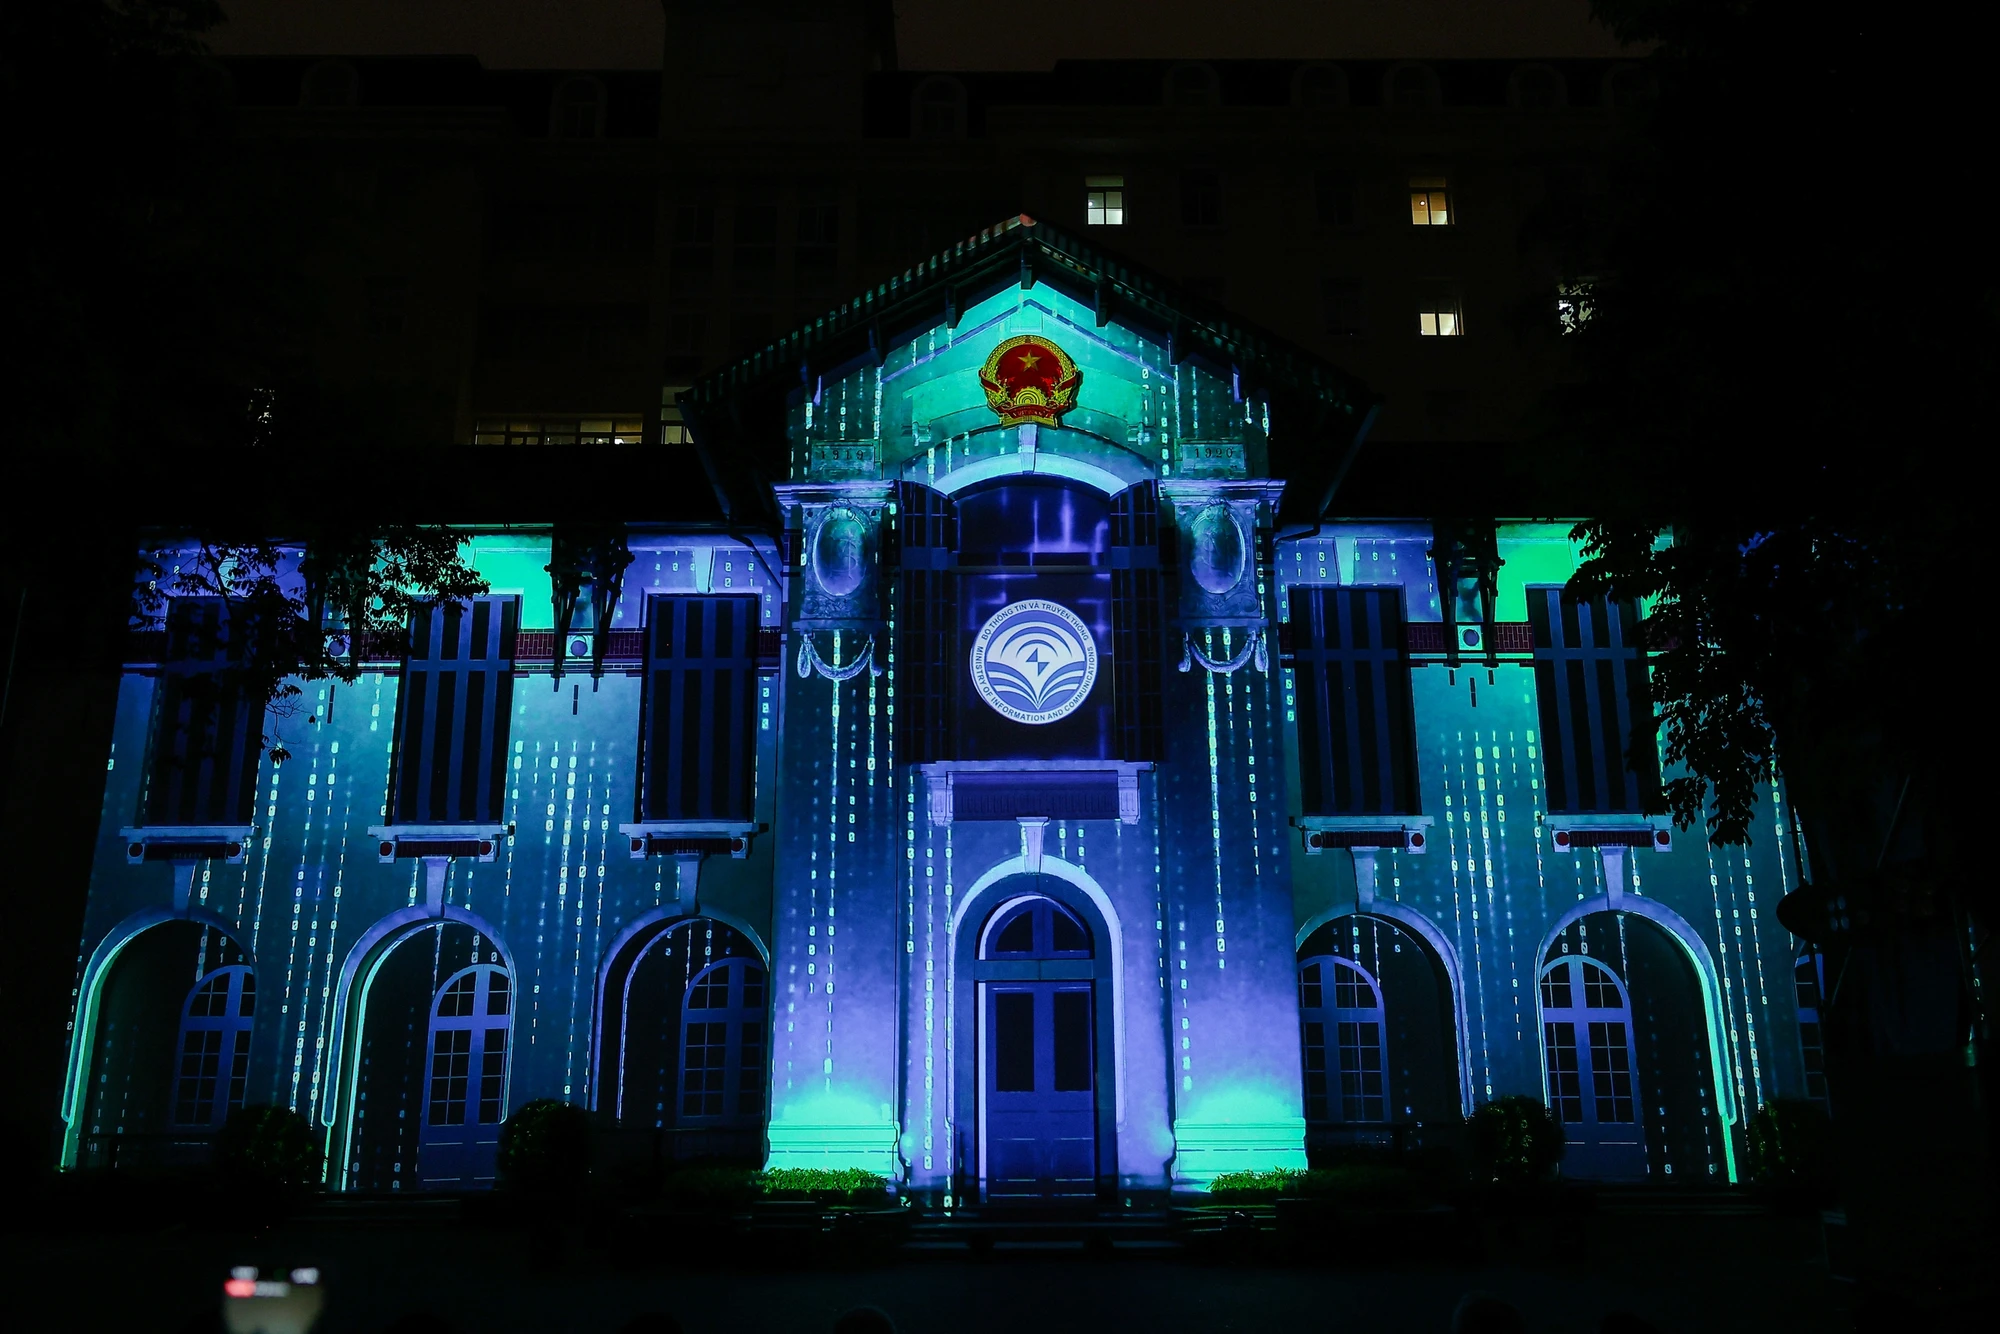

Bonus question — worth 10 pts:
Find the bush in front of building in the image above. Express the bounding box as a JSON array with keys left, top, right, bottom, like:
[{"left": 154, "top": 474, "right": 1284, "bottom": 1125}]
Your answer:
[
  {"left": 755, "top": 1167, "right": 892, "bottom": 1205},
  {"left": 214, "top": 1104, "right": 324, "bottom": 1199},
  {"left": 497, "top": 1100, "right": 594, "bottom": 1197},
  {"left": 1464, "top": 1096, "right": 1565, "bottom": 1185},
  {"left": 1745, "top": 1098, "right": 1836, "bottom": 1210}
]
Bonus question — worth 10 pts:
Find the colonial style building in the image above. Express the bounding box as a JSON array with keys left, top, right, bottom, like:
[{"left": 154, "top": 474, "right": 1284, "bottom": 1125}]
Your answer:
[{"left": 68, "top": 212, "right": 1814, "bottom": 1199}]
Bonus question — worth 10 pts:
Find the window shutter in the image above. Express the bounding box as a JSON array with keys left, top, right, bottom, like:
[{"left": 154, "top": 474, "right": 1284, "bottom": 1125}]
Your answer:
[
  {"left": 1526, "top": 587, "right": 1656, "bottom": 813},
  {"left": 1111, "top": 482, "right": 1164, "bottom": 762},
  {"left": 895, "top": 482, "right": 958, "bottom": 765},
  {"left": 392, "top": 596, "right": 518, "bottom": 824},
  {"left": 145, "top": 598, "right": 262, "bottom": 826},
  {"left": 1288, "top": 586, "right": 1418, "bottom": 815},
  {"left": 639, "top": 594, "right": 759, "bottom": 821}
]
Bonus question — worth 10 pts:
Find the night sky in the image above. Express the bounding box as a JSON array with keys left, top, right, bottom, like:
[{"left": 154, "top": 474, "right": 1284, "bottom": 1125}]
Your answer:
[{"left": 207, "top": 0, "right": 1632, "bottom": 69}]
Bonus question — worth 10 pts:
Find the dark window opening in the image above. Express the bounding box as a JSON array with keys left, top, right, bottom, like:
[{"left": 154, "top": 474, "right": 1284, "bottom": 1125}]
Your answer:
[
  {"left": 391, "top": 598, "right": 518, "bottom": 826},
  {"left": 1180, "top": 168, "right": 1222, "bottom": 228},
  {"left": 1288, "top": 587, "right": 1419, "bottom": 816},
  {"left": 1527, "top": 588, "right": 1658, "bottom": 814}
]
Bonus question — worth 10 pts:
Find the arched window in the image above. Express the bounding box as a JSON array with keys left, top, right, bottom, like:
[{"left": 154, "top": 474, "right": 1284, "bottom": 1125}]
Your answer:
[
  {"left": 1294, "top": 63, "right": 1348, "bottom": 109},
  {"left": 1540, "top": 954, "right": 1644, "bottom": 1174},
  {"left": 1166, "top": 63, "right": 1218, "bottom": 108},
  {"left": 679, "top": 957, "right": 768, "bottom": 1122},
  {"left": 300, "top": 60, "right": 358, "bottom": 109},
  {"left": 1512, "top": 64, "right": 1566, "bottom": 111},
  {"left": 173, "top": 965, "right": 255, "bottom": 1127},
  {"left": 1298, "top": 955, "right": 1387, "bottom": 1123},
  {"left": 553, "top": 76, "right": 605, "bottom": 140},
  {"left": 1387, "top": 64, "right": 1439, "bottom": 112},
  {"left": 419, "top": 964, "right": 511, "bottom": 1185},
  {"left": 913, "top": 76, "right": 965, "bottom": 140}
]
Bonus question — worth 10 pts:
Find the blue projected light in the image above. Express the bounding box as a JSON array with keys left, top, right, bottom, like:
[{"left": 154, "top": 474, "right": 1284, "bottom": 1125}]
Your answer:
[{"left": 969, "top": 599, "right": 1099, "bottom": 724}]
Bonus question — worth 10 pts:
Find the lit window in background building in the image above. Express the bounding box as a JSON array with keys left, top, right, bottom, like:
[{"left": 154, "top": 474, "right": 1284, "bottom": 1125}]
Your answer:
[
  {"left": 660, "top": 387, "right": 692, "bottom": 445},
  {"left": 1418, "top": 294, "right": 1462, "bottom": 337},
  {"left": 473, "top": 417, "right": 645, "bottom": 446},
  {"left": 1410, "top": 176, "right": 1451, "bottom": 225},
  {"left": 1086, "top": 175, "right": 1126, "bottom": 225}
]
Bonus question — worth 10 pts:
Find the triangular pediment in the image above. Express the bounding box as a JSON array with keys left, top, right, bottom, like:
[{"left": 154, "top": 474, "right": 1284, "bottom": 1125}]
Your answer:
[{"left": 682, "top": 216, "right": 1376, "bottom": 529}]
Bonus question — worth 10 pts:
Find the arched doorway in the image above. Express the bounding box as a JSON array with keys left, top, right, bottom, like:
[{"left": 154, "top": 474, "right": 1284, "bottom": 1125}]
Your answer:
[
  {"left": 418, "top": 963, "right": 511, "bottom": 1187},
  {"left": 344, "top": 921, "right": 508, "bottom": 1191},
  {"left": 1295, "top": 915, "right": 1461, "bottom": 1159},
  {"left": 972, "top": 892, "right": 1108, "bottom": 1202},
  {"left": 79, "top": 921, "right": 250, "bottom": 1170},
  {"left": 1540, "top": 911, "right": 1727, "bottom": 1181},
  {"left": 596, "top": 916, "right": 768, "bottom": 1165}
]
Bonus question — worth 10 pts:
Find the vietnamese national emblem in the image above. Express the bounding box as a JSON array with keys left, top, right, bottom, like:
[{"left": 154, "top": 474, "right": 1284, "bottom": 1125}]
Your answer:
[
  {"left": 979, "top": 335, "right": 1082, "bottom": 428},
  {"left": 969, "top": 599, "right": 1099, "bottom": 725}
]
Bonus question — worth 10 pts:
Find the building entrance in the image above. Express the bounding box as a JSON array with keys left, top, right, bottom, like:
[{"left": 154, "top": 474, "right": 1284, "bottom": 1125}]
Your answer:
[{"left": 976, "top": 895, "right": 1098, "bottom": 1201}]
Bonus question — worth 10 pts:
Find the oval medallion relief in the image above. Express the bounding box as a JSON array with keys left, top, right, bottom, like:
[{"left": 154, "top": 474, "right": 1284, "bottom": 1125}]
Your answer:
[
  {"left": 811, "top": 507, "right": 869, "bottom": 599},
  {"left": 1188, "top": 504, "right": 1247, "bottom": 596}
]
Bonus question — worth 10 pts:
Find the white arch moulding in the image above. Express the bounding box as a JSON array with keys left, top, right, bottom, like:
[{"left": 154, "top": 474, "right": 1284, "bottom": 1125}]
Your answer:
[
  {"left": 951, "top": 854, "right": 1128, "bottom": 1125},
  {"left": 927, "top": 451, "right": 1132, "bottom": 497},
  {"left": 321, "top": 903, "right": 518, "bottom": 1187},
  {"left": 60, "top": 905, "right": 255, "bottom": 1168},
  {"left": 1295, "top": 902, "right": 1475, "bottom": 1116},
  {"left": 1535, "top": 893, "right": 1742, "bottom": 1184}
]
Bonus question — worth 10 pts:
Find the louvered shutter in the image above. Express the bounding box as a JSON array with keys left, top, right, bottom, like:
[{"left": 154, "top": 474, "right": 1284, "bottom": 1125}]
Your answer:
[
  {"left": 145, "top": 598, "right": 263, "bottom": 826},
  {"left": 895, "top": 481, "right": 958, "bottom": 765},
  {"left": 1526, "top": 588, "right": 1657, "bottom": 814},
  {"left": 1288, "top": 587, "right": 1419, "bottom": 815},
  {"left": 1111, "top": 481, "right": 1164, "bottom": 762},
  {"left": 392, "top": 597, "right": 518, "bottom": 824},
  {"left": 639, "top": 594, "right": 759, "bottom": 821}
]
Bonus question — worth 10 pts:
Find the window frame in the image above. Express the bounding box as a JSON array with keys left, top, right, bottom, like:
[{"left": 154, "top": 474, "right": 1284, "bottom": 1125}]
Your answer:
[
  {"left": 1417, "top": 288, "right": 1465, "bottom": 338},
  {"left": 677, "top": 957, "right": 770, "bottom": 1124},
  {"left": 912, "top": 76, "right": 967, "bottom": 140},
  {"left": 1298, "top": 953, "right": 1389, "bottom": 1125},
  {"left": 422, "top": 964, "right": 512, "bottom": 1132},
  {"left": 1539, "top": 955, "right": 1640, "bottom": 1129},
  {"left": 1409, "top": 177, "right": 1453, "bottom": 227},
  {"left": 1085, "top": 174, "right": 1126, "bottom": 227},
  {"left": 551, "top": 75, "right": 607, "bottom": 140},
  {"left": 172, "top": 965, "right": 256, "bottom": 1128}
]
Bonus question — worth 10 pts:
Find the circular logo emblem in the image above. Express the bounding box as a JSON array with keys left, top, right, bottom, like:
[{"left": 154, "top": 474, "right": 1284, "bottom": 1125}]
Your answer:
[{"left": 970, "top": 599, "right": 1099, "bottom": 725}]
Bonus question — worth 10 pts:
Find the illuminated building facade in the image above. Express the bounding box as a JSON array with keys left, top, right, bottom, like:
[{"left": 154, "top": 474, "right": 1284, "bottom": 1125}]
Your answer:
[{"left": 65, "top": 218, "right": 1816, "bottom": 1198}]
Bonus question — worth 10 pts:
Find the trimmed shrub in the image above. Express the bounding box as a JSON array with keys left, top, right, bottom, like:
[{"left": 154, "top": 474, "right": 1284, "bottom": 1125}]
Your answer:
[
  {"left": 1207, "top": 1169, "right": 1300, "bottom": 1201},
  {"left": 497, "top": 1100, "right": 593, "bottom": 1196},
  {"left": 1465, "top": 1096, "right": 1565, "bottom": 1185},
  {"left": 214, "top": 1105, "right": 323, "bottom": 1195},
  {"left": 1746, "top": 1098, "right": 1835, "bottom": 1202},
  {"left": 755, "top": 1167, "right": 890, "bottom": 1204}
]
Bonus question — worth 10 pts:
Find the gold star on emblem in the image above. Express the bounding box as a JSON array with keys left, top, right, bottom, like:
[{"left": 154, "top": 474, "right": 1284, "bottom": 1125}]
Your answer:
[{"left": 1014, "top": 348, "right": 1042, "bottom": 372}]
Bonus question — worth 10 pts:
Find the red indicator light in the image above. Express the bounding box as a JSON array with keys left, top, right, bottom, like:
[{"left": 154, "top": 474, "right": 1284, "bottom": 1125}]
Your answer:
[{"left": 223, "top": 1280, "right": 256, "bottom": 1298}]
